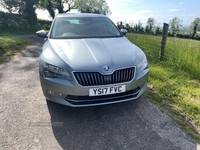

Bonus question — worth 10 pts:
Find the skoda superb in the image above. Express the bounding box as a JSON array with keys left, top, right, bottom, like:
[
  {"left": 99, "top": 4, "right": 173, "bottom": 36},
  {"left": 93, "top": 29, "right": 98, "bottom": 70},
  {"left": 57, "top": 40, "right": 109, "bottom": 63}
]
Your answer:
[{"left": 36, "top": 13, "right": 149, "bottom": 107}]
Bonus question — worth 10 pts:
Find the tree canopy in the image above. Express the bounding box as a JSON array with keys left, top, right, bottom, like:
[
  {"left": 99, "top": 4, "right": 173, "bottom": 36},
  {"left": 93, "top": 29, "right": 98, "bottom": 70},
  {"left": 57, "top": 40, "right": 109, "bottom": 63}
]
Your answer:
[
  {"left": 1, "top": 0, "right": 111, "bottom": 23},
  {"left": 37, "top": 0, "right": 111, "bottom": 19},
  {"left": 1, "top": 0, "right": 38, "bottom": 25},
  {"left": 75, "top": 0, "right": 111, "bottom": 15},
  {"left": 38, "top": 0, "right": 77, "bottom": 15},
  {"left": 169, "top": 17, "right": 182, "bottom": 35},
  {"left": 189, "top": 18, "right": 200, "bottom": 37},
  {"left": 145, "top": 18, "right": 156, "bottom": 33}
]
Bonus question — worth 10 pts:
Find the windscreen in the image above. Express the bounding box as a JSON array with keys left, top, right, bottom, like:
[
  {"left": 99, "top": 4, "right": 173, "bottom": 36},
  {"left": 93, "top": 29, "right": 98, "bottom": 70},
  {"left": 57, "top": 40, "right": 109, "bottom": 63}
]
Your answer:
[{"left": 50, "top": 17, "right": 122, "bottom": 38}]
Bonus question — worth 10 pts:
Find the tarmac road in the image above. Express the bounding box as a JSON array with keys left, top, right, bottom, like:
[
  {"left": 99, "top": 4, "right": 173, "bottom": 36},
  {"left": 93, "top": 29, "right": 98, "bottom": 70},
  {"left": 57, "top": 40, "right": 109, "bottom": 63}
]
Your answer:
[{"left": 0, "top": 35, "right": 199, "bottom": 150}]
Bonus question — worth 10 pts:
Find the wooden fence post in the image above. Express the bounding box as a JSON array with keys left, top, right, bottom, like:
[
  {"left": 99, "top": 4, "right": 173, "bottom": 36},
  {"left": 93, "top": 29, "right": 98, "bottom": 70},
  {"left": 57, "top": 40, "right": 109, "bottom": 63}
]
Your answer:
[{"left": 159, "top": 23, "right": 169, "bottom": 60}]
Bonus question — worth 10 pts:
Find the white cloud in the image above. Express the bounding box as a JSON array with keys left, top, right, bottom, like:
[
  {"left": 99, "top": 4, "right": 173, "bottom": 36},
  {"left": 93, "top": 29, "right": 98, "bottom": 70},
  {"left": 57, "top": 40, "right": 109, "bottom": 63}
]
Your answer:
[
  {"left": 136, "top": 10, "right": 153, "bottom": 14},
  {"left": 179, "top": 2, "right": 183, "bottom": 4},
  {"left": 168, "top": 9, "right": 180, "bottom": 12},
  {"left": 181, "top": 14, "right": 194, "bottom": 17}
]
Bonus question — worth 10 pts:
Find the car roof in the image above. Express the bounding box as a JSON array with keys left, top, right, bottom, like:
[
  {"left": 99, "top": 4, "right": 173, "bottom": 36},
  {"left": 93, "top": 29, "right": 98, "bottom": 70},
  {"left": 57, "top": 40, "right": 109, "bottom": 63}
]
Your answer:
[{"left": 55, "top": 13, "right": 107, "bottom": 18}]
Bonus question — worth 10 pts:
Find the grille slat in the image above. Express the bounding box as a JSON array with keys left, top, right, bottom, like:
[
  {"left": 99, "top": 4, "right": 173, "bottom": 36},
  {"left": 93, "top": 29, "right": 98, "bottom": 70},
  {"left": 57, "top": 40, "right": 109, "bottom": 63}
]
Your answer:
[
  {"left": 86, "top": 73, "right": 91, "bottom": 86},
  {"left": 125, "top": 69, "right": 128, "bottom": 81},
  {"left": 123, "top": 69, "right": 126, "bottom": 82},
  {"left": 94, "top": 74, "right": 98, "bottom": 85},
  {"left": 116, "top": 70, "right": 119, "bottom": 82},
  {"left": 126, "top": 69, "right": 129, "bottom": 80},
  {"left": 128, "top": 68, "right": 132, "bottom": 81},
  {"left": 90, "top": 73, "right": 95, "bottom": 86},
  {"left": 83, "top": 73, "right": 87, "bottom": 86},
  {"left": 97, "top": 73, "right": 101, "bottom": 85},
  {"left": 120, "top": 70, "right": 123, "bottom": 82},
  {"left": 101, "top": 74, "right": 104, "bottom": 84},
  {"left": 79, "top": 74, "right": 85, "bottom": 85},
  {"left": 74, "top": 67, "right": 135, "bottom": 86}
]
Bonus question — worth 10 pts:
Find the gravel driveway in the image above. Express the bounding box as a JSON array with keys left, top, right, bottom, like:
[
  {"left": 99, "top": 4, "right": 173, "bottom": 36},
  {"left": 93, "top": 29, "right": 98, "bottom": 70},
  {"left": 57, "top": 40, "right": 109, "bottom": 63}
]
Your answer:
[{"left": 0, "top": 35, "right": 199, "bottom": 150}]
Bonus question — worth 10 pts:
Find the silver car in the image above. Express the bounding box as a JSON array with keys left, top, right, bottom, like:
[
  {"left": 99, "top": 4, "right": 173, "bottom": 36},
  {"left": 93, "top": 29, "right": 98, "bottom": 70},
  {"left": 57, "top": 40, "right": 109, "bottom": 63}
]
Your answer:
[{"left": 36, "top": 13, "right": 149, "bottom": 107}]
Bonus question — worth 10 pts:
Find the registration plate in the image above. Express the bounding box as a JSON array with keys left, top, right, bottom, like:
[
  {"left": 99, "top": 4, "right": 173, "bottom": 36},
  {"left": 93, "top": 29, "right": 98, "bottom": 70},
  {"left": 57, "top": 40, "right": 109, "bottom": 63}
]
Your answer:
[{"left": 89, "top": 85, "right": 126, "bottom": 96}]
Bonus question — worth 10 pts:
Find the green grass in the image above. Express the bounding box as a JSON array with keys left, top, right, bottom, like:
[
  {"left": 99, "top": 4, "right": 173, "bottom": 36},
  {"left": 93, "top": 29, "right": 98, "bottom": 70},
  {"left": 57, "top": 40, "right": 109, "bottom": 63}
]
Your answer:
[
  {"left": 0, "top": 30, "right": 36, "bottom": 36},
  {"left": 0, "top": 38, "right": 31, "bottom": 63},
  {"left": 126, "top": 33, "right": 200, "bottom": 143}
]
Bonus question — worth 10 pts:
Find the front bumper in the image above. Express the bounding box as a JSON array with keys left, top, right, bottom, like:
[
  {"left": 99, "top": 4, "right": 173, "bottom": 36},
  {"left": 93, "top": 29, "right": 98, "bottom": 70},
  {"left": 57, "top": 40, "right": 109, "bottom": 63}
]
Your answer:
[{"left": 40, "top": 68, "right": 149, "bottom": 107}]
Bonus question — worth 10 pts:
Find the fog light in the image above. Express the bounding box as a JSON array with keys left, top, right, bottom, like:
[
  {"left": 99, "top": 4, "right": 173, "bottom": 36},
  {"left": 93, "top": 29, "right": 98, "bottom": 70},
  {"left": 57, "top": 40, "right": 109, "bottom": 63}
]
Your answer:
[
  {"left": 47, "top": 90, "right": 63, "bottom": 98},
  {"left": 49, "top": 90, "right": 54, "bottom": 94}
]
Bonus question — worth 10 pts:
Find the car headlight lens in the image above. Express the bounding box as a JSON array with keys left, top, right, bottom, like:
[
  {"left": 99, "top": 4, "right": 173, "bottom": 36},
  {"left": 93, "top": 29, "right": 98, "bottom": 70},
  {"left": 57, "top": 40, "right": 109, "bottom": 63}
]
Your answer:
[
  {"left": 137, "top": 57, "right": 148, "bottom": 72},
  {"left": 43, "top": 63, "right": 72, "bottom": 80}
]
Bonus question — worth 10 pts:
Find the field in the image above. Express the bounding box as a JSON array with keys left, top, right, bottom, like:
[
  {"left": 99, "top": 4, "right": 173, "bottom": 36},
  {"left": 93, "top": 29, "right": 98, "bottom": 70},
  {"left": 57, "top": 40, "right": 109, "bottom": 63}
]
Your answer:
[{"left": 126, "top": 33, "right": 200, "bottom": 143}]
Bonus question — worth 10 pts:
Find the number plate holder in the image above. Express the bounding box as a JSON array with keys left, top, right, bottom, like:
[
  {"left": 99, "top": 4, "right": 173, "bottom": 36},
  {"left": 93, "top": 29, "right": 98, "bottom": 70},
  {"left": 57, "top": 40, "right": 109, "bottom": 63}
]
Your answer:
[{"left": 89, "top": 85, "right": 126, "bottom": 96}]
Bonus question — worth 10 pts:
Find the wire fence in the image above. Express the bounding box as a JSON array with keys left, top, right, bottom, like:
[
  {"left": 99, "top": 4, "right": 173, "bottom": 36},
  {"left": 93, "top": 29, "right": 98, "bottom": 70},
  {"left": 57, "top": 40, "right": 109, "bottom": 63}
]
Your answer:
[
  {"left": 117, "top": 21, "right": 200, "bottom": 41},
  {"left": 126, "top": 28, "right": 200, "bottom": 80}
]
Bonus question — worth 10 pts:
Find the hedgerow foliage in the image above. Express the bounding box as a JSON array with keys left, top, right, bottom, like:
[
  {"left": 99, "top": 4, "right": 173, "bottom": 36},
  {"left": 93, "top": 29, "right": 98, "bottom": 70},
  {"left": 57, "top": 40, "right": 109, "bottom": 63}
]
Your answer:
[{"left": 0, "top": 11, "right": 51, "bottom": 32}]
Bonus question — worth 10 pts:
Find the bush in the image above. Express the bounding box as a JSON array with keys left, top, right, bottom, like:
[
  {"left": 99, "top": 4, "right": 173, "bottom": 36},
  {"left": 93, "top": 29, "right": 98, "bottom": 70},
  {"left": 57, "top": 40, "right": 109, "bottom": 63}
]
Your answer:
[
  {"left": 0, "top": 11, "right": 52, "bottom": 33},
  {"left": 176, "top": 33, "right": 183, "bottom": 38},
  {"left": 194, "top": 35, "right": 200, "bottom": 40},
  {"left": 0, "top": 12, "right": 28, "bottom": 30},
  {"left": 183, "top": 34, "right": 190, "bottom": 39},
  {"left": 38, "top": 19, "right": 52, "bottom": 30}
]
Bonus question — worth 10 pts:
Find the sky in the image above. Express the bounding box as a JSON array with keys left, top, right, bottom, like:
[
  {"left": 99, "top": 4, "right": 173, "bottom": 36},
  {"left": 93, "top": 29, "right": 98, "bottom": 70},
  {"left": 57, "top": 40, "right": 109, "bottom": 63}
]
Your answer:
[
  {"left": 106, "top": 0, "right": 200, "bottom": 26},
  {"left": 1, "top": 0, "right": 200, "bottom": 26}
]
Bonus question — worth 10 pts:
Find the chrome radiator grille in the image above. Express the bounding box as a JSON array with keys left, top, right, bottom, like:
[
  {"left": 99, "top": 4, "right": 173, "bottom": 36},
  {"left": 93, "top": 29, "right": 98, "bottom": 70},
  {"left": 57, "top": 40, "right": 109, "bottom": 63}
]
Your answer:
[{"left": 73, "top": 67, "right": 135, "bottom": 86}]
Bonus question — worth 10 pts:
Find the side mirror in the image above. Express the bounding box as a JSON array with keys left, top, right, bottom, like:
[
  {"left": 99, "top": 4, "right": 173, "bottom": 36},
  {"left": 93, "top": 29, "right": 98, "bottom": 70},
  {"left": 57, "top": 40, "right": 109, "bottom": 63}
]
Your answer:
[
  {"left": 36, "top": 30, "right": 48, "bottom": 38},
  {"left": 120, "top": 29, "right": 127, "bottom": 35}
]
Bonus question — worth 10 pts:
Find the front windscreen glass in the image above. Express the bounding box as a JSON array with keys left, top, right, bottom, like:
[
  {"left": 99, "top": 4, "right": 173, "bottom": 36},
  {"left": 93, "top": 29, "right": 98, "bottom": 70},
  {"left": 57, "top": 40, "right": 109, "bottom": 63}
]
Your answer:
[{"left": 50, "top": 17, "right": 122, "bottom": 38}]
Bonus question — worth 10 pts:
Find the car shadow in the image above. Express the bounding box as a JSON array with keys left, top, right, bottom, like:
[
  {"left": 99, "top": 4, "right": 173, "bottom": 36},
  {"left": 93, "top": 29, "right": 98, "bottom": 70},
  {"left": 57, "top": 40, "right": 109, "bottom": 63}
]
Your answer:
[
  {"left": 46, "top": 99, "right": 142, "bottom": 149},
  {"left": 46, "top": 96, "right": 197, "bottom": 150}
]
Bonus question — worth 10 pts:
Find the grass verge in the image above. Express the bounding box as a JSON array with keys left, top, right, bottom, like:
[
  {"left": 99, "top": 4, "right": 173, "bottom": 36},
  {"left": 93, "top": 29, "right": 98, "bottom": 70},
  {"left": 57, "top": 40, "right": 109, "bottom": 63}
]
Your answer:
[
  {"left": 0, "top": 30, "right": 36, "bottom": 36},
  {"left": 126, "top": 33, "right": 200, "bottom": 143},
  {"left": 0, "top": 38, "right": 31, "bottom": 64}
]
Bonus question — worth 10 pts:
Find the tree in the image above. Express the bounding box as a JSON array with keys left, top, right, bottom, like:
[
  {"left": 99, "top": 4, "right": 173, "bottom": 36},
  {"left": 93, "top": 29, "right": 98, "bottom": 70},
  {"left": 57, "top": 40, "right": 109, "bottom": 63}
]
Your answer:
[
  {"left": 23, "top": 0, "right": 38, "bottom": 25},
  {"left": 75, "top": 0, "right": 111, "bottom": 15},
  {"left": 146, "top": 18, "right": 156, "bottom": 33},
  {"left": 145, "top": 25, "right": 149, "bottom": 33},
  {"left": 189, "top": 18, "right": 200, "bottom": 38},
  {"left": 0, "top": 0, "right": 19, "bottom": 13},
  {"left": 125, "top": 23, "right": 131, "bottom": 32},
  {"left": 55, "top": 0, "right": 76, "bottom": 13},
  {"left": 169, "top": 17, "right": 182, "bottom": 35},
  {"left": 37, "top": 0, "right": 76, "bottom": 19},
  {"left": 1, "top": 0, "right": 38, "bottom": 25},
  {"left": 37, "top": 0, "right": 111, "bottom": 19},
  {"left": 118, "top": 21, "right": 124, "bottom": 29},
  {"left": 154, "top": 26, "right": 161, "bottom": 35},
  {"left": 137, "top": 21, "right": 143, "bottom": 33},
  {"left": 44, "top": 0, "right": 55, "bottom": 19},
  {"left": 133, "top": 24, "right": 138, "bottom": 33},
  {"left": 38, "top": 0, "right": 56, "bottom": 19}
]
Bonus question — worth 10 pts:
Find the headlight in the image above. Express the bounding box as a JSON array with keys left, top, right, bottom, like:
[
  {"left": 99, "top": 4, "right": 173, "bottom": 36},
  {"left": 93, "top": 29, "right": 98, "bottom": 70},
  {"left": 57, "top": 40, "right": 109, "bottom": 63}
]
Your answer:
[
  {"left": 43, "top": 63, "right": 72, "bottom": 80},
  {"left": 137, "top": 56, "right": 148, "bottom": 73}
]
